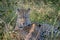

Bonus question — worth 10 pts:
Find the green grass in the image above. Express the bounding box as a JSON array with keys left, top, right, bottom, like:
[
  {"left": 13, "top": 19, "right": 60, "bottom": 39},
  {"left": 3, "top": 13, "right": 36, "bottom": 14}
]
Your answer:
[{"left": 0, "top": 0, "right": 60, "bottom": 40}]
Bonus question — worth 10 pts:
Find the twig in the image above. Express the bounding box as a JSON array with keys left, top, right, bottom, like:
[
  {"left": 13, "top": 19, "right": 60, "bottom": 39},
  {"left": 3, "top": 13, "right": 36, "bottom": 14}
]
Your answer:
[{"left": 25, "top": 23, "right": 36, "bottom": 40}]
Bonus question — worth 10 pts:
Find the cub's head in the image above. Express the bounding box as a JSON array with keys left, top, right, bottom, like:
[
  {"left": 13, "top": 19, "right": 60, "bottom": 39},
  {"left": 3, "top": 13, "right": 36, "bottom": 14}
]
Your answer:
[{"left": 16, "top": 8, "right": 30, "bottom": 28}]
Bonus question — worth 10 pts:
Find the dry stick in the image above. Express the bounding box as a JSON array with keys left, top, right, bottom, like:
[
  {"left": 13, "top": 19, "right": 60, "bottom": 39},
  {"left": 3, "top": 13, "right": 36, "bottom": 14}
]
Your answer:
[
  {"left": 25, "top": 24, "right": 36, "bottom": 40},
  {"left": 34, "top": 27, "right": 41, "bottom": 40},
  {"left": 15, "top": 33, "right": 20, "bottom": 40},
  {"left": 11, "top": 31, "right": 21, "bottom": 40}
]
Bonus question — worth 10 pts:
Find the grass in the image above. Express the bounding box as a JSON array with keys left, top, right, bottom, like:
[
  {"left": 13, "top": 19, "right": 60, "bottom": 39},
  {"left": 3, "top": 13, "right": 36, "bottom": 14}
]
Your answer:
[{"left": 0, "top": 0, "right": 60, "bottom": 40}]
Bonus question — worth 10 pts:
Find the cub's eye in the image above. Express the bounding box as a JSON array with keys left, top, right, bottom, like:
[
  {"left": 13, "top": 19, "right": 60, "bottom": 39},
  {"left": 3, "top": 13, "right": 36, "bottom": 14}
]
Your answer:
[
  {"left": 26, "top": 16, "right": 29, "bottom": 18},
  {"left": 24, "top": 16, "right": 29, "bottom": 18},
  {"left": 18, "top": 16, "right": 22, "bottom": 18}
]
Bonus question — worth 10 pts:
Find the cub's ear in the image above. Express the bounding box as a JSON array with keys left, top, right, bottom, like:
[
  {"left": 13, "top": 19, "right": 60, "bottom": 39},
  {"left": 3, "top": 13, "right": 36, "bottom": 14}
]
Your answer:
[
  {"left": 27, "top": 8, "right": 30, "bottom": 14},
  {"left": 27, "top": 8, "right": 30, "bottom": 11},
  {"left": 16, "top": 8, "right": 21, "bottom": 14},
  {"left": 17, "top": 8, "right": 20, "bottom": 12}
]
